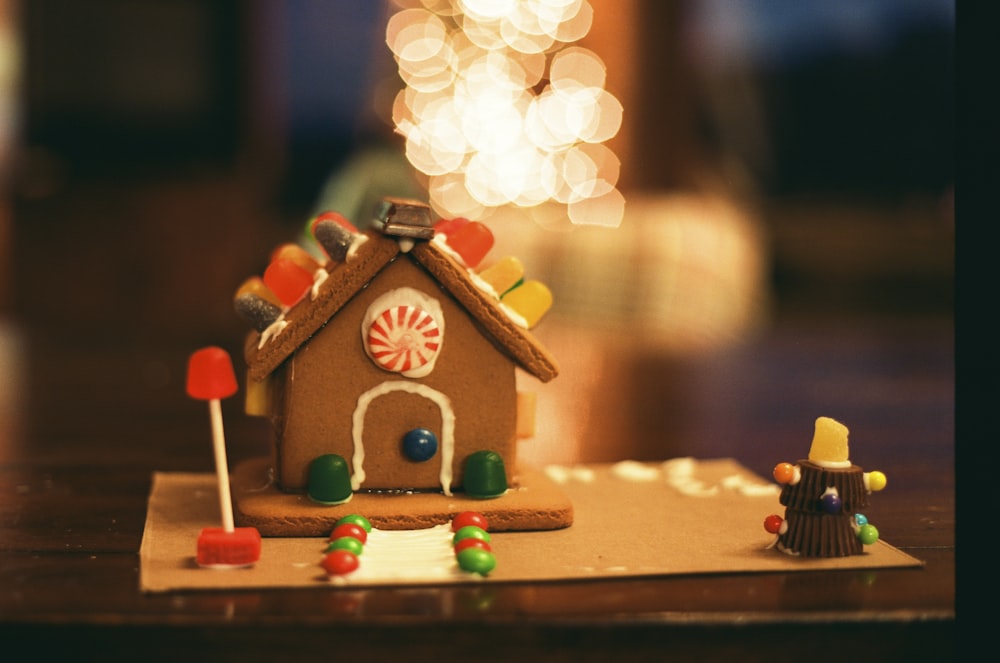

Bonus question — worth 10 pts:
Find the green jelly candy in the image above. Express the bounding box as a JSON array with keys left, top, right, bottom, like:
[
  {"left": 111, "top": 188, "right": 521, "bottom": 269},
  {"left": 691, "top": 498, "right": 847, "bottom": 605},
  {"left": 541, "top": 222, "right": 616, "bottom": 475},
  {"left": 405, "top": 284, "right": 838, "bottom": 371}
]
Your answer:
[
  {"left": 336, "top": 513, "right": 372, "bottom": 533},
  {"left": 326, "top": 536, "right": 364, "bottom": 556},
  {"left": 463, "top": 450, "right": 508, "bottom": 498},
  {"left": 307, "top": 454, "right": 353, "bottom": 505},
  {"left": 457, "top": 548, "right": 496, "bottom": 575},
  {"left": 453, "top": 525, "right": 490, "bottom": 545}
]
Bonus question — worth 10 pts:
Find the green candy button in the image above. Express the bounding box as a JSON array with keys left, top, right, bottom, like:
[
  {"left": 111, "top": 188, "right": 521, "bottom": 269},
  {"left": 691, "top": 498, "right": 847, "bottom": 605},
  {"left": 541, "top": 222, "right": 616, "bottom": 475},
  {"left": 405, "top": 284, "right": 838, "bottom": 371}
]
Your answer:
[
  {"left": 463, "top": 450, "right": 508, "bottom": 498},
  {"left": 307, "top": 454, "right": 353, "bottom": 505}
]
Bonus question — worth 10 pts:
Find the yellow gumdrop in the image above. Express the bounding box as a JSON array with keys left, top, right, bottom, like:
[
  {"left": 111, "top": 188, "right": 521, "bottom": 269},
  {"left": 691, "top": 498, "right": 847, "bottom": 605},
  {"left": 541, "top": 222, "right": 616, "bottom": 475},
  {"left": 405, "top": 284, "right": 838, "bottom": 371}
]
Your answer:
[
  {"left": 478, "top": 256, "right": 524, "bottom": 297},
  {"left": 808, "top": 416, "right": 850, "bottom": 464},
  {"left": 244, "top": 374, "right": 272, "bottom": 417},
  {"left": 867, "top": 470, "right": 887, "bottom": 491},
  {"left": 501, "top": 280, "right": 552, "bottom": 328}
]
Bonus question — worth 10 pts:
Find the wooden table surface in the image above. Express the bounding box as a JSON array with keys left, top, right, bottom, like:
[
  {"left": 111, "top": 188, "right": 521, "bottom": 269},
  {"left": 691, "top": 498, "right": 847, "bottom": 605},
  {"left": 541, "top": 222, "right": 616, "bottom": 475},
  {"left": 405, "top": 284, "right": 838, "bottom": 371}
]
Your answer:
[
  {"left": 0, "top": 174, "right": 956, "bottom": 661},
  {"left": 0, "top": 316, "right": 954, "bottom": 661}
]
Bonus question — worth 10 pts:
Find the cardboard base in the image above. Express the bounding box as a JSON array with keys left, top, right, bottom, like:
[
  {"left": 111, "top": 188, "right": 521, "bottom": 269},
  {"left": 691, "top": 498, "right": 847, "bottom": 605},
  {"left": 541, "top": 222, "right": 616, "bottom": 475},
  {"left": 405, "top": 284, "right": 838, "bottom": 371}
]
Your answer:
[
  {"left": 140, "top": 459, "right": 923, "bottom": 593},
  {"left": 230, "top": 457, "right": 574, "bottom": 536}
]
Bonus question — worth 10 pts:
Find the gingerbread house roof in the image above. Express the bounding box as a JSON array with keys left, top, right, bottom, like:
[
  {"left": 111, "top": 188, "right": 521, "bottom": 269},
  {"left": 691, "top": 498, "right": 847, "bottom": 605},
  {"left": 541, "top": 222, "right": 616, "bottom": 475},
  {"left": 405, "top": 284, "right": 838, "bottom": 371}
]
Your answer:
[{"left": 242, "top": 229, "right": 559, "bottom": 384}]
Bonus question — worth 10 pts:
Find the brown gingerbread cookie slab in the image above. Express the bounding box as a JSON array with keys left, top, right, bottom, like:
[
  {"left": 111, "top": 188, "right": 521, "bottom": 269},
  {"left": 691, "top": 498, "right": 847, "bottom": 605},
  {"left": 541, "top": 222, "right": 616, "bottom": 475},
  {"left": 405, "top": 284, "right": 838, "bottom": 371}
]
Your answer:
[{"left": 231, "top": 457, "right": 574, "bottom": 536}]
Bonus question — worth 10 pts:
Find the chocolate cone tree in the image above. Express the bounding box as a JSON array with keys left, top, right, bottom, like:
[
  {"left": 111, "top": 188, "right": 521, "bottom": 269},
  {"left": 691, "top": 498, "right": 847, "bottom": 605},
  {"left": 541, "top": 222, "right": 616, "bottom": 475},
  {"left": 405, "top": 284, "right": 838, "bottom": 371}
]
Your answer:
[{"left": 764, "top": 417, "right": 887, "bottom": 558}]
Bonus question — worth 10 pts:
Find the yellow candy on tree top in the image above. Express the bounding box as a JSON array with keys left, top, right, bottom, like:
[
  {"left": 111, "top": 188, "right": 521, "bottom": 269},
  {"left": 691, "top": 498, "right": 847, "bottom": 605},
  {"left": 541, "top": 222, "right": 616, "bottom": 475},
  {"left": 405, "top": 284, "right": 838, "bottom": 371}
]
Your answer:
[{"left": 808, "top": 416, "right": 850, "bottom": 465}]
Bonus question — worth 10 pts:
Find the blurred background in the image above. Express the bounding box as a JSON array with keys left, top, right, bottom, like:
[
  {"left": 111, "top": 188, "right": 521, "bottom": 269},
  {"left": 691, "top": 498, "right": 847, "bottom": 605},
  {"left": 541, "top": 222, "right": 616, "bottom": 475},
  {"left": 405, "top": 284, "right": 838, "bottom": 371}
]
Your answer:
[{"left": 0, "top": 0, "right": 954, "bottom": 469}]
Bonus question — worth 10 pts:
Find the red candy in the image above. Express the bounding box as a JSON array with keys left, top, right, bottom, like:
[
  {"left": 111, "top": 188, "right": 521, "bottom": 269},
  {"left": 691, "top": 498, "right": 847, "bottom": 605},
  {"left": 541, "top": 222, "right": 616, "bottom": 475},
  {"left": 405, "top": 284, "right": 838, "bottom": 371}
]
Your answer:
[
  {"left": 263, "top": 257, "right": 313, "bottom": 307},
  {"left": 329, "top": 523, "right": 368, "bottom": 545},
  {"left": 454, "top": 537, "right": 492, "bottom": 554},
  {"left": 451, "top": 511, "right": 489, "bottom": 532},
  {"left": 433, "top": 217, "right": 469, "bottom": 236},
  {"left": 321, "top": 549, "right": 360, "bottom": 576},
  {"left": 186, "top": 347, "right": 238, "bottom": 401},
  {"left": 444, "top": 221, "right": 493, "bottom": 268},
  {"left": 763, "top": 514, "right": 784, "bottom": 534},
  {"left": 270, "top": 243, "right": 320, "bottom": 274}
]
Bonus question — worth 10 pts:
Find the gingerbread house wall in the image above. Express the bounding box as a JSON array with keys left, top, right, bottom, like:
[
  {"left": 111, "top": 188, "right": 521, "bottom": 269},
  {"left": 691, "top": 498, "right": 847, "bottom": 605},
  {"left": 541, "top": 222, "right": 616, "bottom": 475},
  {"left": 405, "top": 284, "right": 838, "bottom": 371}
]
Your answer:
[{"left": 272, "top": 256, "right": 519, "bottom": 492}]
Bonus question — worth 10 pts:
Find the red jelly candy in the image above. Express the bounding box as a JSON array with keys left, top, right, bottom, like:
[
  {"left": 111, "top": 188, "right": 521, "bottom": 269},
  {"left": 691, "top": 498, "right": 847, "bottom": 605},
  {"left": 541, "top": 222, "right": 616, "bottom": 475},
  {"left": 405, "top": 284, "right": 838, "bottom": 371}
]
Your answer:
[
  {"left": 263, "top": 257, "right": 313, "bottom": 307},
  {"left": 444, "top": 221, "right": 493, "bottom": 268},
  {"left": 186, "top": 347, "right": 238, "bottom": 401},
  {"left": 451, "top": 511, "right": 488, "bottom": 532},
  {"left": 321, "top": 549, "right": 360, "bottom": 576},
  {"left": 433, "top": 217, "right": 469, "bottom": 236},
  {"left": 329, "top": 522, "right": 368, "bottom": 545}
]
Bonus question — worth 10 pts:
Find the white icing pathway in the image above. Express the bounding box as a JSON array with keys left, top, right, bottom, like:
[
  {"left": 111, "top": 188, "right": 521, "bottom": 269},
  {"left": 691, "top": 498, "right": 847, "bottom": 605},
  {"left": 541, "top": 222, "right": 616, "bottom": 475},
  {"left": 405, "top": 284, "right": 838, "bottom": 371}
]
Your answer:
[{"left": 326, "top": 523, "right": 469, "bottom": 585}]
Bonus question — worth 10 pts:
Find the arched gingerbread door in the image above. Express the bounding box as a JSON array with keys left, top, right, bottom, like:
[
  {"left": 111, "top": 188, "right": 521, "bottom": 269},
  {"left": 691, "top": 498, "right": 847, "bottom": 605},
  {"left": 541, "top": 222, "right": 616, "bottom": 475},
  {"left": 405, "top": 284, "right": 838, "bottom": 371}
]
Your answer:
[{"left": 350, "top": 381, "right": 456, "bottom": 494}]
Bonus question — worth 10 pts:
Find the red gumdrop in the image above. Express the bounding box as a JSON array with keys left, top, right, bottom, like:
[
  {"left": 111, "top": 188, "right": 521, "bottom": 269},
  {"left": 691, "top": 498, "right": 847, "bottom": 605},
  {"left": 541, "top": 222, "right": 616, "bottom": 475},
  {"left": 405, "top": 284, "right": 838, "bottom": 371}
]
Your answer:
[
  {"left": 763, "top": 514, "right": 784, "bottom": 534},
  {"left": 454, "top": 537, "right": 492, "bottom": 554},
  {"left": 321, "top": 549, "right": 360, "bottom": 576},
  {"left": 263, "top": 257, "right": 313, "bottom": 306},
  {"left": 186, "top": 346, "right": 238, "bottom": 401},
  {"left": 310, "top": 211, "right": 358, "bottom": 236},
  {"left": 433, "top": 217, "right": 469, "bottom": 236},
  {"left": 451, "top": 511, "right": 488, "bottom": 532},
  {"left": 329, "top": 522, "right": 368, "bottom": 545},
  {"left": 445, "top": 221, "right": 493, "bottom": 268}
]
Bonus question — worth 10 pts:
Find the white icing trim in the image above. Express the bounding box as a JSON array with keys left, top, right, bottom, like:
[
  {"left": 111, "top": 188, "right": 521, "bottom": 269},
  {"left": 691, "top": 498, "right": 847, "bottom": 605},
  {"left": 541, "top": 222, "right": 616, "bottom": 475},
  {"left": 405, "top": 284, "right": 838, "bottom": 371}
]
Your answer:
[
  {"left": 346, "top": 234, "right": 368, "bottom": 261},
  {"left": 468, "top": 270, "right": 499, "bottom": 299},
  {"left": 351, "top": 381, "right": 456, "bottom": 495},
  {"left": 811, "top": 459, "right": 852, "bottom": 469},
  {"left": 310, "top": 268, "right": 329, "bottom": 300},
  {"left": 257, "top": 316, "right": 288, "bottom": 348},
  {"left": 499, "top": 302, "right": 529, "bottom": 329}
]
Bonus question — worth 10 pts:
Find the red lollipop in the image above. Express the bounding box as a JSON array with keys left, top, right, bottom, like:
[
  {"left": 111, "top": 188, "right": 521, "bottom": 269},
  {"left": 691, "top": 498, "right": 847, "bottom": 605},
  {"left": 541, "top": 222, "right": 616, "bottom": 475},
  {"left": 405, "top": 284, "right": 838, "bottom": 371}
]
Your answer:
[
  {"left": 186, "top": 346, "right": 238, "bottom": 401},
  {"left": 187, "top": 347, "right": 261, "bottom": 568}
]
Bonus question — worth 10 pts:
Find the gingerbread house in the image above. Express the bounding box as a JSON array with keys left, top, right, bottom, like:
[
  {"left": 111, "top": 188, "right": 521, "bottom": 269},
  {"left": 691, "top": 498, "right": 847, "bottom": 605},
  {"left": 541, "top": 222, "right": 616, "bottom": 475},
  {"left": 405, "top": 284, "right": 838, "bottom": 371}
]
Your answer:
[{"left": 230, "top": 198, "right": 567, "bottom": 534}]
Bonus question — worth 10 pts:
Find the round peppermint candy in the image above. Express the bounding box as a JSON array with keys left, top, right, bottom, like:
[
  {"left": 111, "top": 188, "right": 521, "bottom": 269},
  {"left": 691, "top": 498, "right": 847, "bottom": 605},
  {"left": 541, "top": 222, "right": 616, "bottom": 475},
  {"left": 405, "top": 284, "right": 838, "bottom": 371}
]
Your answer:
[{"left": 366, "top": 305, "right": 442, "bottom": 373}]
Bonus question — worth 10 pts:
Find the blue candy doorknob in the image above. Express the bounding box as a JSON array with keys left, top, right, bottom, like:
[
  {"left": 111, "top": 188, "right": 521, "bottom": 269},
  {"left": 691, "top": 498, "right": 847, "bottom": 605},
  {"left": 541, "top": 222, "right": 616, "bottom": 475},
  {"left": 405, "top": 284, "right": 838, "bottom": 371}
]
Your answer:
[{"left": 402, "top": 428, "right": 438, "bottom": 462}]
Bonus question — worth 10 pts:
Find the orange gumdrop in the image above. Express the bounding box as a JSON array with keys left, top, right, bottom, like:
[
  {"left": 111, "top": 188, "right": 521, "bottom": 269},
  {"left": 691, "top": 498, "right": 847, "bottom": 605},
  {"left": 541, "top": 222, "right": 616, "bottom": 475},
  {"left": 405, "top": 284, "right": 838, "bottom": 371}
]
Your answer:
[
  {"left": 270, "top": 243, "right": 320, "bottom": 274},
  {"left": 772, "top": 462, "right": 795, "bottom": 484}
]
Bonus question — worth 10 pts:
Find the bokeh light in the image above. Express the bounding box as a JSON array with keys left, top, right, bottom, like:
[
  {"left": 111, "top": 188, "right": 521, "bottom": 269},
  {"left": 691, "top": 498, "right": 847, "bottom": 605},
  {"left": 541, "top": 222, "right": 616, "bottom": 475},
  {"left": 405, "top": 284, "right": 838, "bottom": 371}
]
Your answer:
[{"left": 387, "top": 0, "right": 624, "bottom": 228}]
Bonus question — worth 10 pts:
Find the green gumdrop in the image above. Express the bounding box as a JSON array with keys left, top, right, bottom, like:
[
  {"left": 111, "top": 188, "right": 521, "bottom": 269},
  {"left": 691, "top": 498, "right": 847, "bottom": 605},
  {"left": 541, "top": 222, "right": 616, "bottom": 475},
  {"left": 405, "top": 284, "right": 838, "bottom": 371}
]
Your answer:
[
  {"left": 463, "top": 450, "right": 508, "bottom": 498},
  {"left": 308, "top": 454, "right": 353, "bottom": 505},
  {"left": 453, "top": 525, "right": 491, "bottom": 545},
  {"left": 326, "top": 536, "right": 364, "bottom": 556},
  {"left": 457, "top": 548, "right": 496, "bottom": 575},
  {"left": 336, "top": 513, "right": 372, "bottom": 533},
  {"left": 858, "top": 523, "right": 879, "bottom": 546}
]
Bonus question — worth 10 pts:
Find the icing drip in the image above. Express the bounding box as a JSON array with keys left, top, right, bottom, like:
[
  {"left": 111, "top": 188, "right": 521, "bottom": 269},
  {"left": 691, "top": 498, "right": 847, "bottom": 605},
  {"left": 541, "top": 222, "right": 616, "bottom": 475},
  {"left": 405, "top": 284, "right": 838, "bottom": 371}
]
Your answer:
[
  {"left": 310, "top": 268, "right": 329, "bottom": 300},
  {"left": 257, "top": 317, "right": 289, "bottom": 348},
  {"left": 351, "top": 381, "right": 456, "bottom": 495},
  {"left": 346, "top": 234, "right": 368, "bottom": 260}
]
